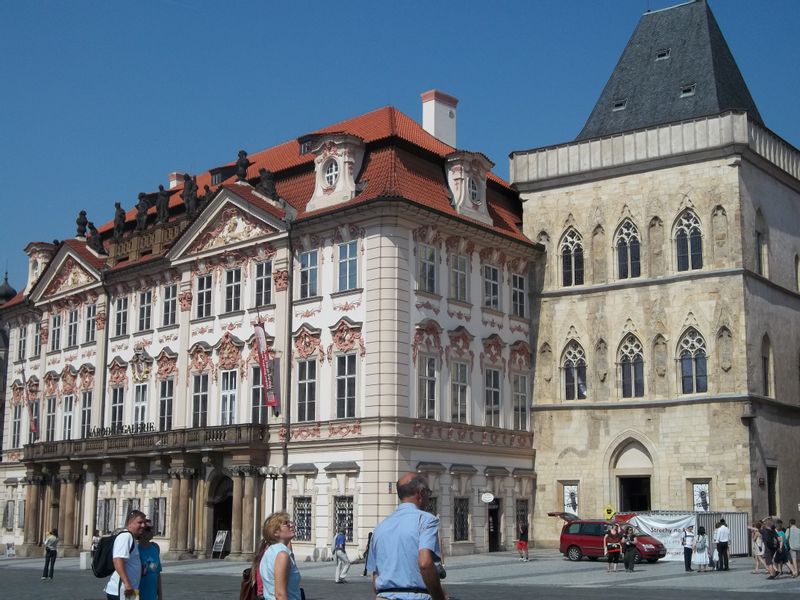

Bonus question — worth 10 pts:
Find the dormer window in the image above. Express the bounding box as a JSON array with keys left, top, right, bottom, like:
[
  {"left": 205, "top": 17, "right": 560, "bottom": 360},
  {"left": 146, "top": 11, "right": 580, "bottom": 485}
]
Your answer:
[
  {"left": 324, "top": 160, "right": 339, "bottom": 187},
  {"left": 612, "top": 99, "right": 627, "bottom": 112},
  {"left": 656, "top": 48, "right": 671, "bottom": 61},
  {"left": 468, "top": 179, "right": 479, "bottom": 204},
  {"left": 680, "top": 84, "right": 696, "bottom": 98},
  {"left": 212, "top": 172, "right": 223, "bottom": 185},
  {"left": 445, "top": 151, "right": 494, "bottom": 227}
]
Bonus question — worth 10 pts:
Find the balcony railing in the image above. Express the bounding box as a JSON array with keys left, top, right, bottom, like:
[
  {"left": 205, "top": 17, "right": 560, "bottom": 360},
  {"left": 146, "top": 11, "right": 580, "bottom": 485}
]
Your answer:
[{"left": 22, "top": 424, "right": 268, "bottom": 462}]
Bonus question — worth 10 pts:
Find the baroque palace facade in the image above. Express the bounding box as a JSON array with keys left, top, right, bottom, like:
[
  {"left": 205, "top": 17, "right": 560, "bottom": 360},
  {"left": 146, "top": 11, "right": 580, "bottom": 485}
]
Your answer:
[
  {"left": 511, "top": 0, "right": 800, "bottom": 545},
  {"left": 0, "top": 93, "right": 538, "bottom": 559}
]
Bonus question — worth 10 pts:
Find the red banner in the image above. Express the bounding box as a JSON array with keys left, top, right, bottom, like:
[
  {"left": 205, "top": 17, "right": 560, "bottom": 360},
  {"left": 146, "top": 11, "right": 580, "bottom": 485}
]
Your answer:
[{"left": 254, "top": 322, "right": 278, "bottom": 407}]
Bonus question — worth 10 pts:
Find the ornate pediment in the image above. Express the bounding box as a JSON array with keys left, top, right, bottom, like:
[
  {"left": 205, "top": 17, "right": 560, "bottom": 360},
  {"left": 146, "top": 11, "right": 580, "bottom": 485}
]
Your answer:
[
  {"left": 42, "top": 256, "right": 96, "bottom": 297},
  {"left": 189, "top": 204, "right": 276, "bottom": 254}
]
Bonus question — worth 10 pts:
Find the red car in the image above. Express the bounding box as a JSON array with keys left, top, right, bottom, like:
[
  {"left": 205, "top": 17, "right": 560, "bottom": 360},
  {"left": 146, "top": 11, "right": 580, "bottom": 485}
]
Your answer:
[{"left": 548, "top": 513, "right": 667, "bottom": 563}]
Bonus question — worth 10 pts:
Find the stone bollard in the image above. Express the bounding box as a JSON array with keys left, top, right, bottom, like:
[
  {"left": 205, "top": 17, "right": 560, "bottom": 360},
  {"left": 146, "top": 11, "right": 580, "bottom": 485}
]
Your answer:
[{"left": 79, "top": 551, "right": 92, "bottom": 570}]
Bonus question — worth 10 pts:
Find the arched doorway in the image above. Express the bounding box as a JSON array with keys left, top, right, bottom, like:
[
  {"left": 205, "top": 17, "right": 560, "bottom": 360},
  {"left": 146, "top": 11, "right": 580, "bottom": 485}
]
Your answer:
[
  {"left": 208, "top": 474, "right": 233, "bottom": 557},
  {"left": 613, "top": 441, "right": 653, "bottom": 512}
]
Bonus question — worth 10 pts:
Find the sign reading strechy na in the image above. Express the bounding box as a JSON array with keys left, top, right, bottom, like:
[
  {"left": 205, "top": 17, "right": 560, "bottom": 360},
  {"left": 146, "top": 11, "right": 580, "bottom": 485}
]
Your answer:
[{"left": 630, "top": 513, "right": 696, "bottom": 562}]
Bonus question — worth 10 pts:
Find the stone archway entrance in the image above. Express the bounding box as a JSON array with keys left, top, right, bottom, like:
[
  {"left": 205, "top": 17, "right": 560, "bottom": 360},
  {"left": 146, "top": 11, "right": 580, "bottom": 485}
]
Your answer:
[
  {"left": 613, "top": 441, "right": 653, "bottom": 512},
  {"left": 208, "top": 474, "right": 233, "bottom": 557}
]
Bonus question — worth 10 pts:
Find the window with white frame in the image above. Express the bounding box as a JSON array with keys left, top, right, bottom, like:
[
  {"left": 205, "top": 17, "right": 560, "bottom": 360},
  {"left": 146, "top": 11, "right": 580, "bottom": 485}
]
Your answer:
[
  {"left": 299, "top": 250, "right": 318, "bottom": 298},
  {"left": 17, "top": 325, "right": 27, "bottom": 361},
  {"left": 484, "top": 368, "right": 501, "bottom": 427},
  {"left": 45, "top": 396, "right": 56, "bottom": 442},
  {"left": 324, "top": 160, "right": 339, "bottom": 186},
  {"left": 418, "top": 244, "right": 437, "bottom": 294},
  {"left": 225, "top": 268, "right": 241, "bottom": 313},
  {"left": 110, "top": 387, "right": 124, "bottom": 431},
  {"left": 450, "top": 361, "right": 469, "bottom": 423},
  {"left": 616, "top": 220, "right": 641, "bottom": 279},
  {"left": 114, "top": 297, "right": 128, "bottom": 336},
  {"left": 483, "top": 265, "right": 500, "bottom": 309},
  {"left": 511, "top": 273, "right": 526, "bottom": 317},
  {"left": 159, "top": 379, "right": 173, "bottom": 431},
  {"left": 563, "top": 341, "right": 587, "bottom": 400},
  {"left": 336, "top": 354, "right": 356, "bottom": 419},
  {"left": 50, "top": 314, "right": 62, "bottom": 351},
  {"left": 134, "top": 383, "right": 148, "bottom": 426},
  {"left": 11, "top": 404, "right": 22, "bottom": 448},
  {"left": 196, "top": 274, "right": 212, "bottom": 319},
  {"left": 220, "top": 370, "right": 237, "bottom": 425},
  {"left": 251, "top": 366, "right": 267, "bottom": 425},
  {"left": 162, "top": 285, "right": 177, "bottom": 327},
  {"left": 337, "top": 240, "right": 358, "bottom": 291},
  {"left": 192, "top": 373, "right": 209, "bottom": 427},
  {"left": 297, "top": 359, "right": 317, "bottom": 422},
  {"left": 85, "top": 304, "right": 96, "bottom": 343},
  {"left": 561, "top": 228, "right": 585, "bottom": 286},
  {"left": 62, "top": 394, "right": 74, "bottom": 440},
  {"left": 138, "top": 291, "right": 152, "bottom": 331},
  {"left": 33, "top": 322, "right": 41, "bottom": 356},
  {"left": 294, "top": 496, "right": 312, "bottom": 541},
  {"left": 512, "top": 373, "right": 528, "bottom": 430},
  {"left": 450, "top": 254, "right": 469, "bottom": 302},
  {"left": 255, "top": 261, "right": 272, "bottom": 307},
  {"left": 80, "top": 391, "right": 92, "bottom": 438},
  {"left": 678, "top": 328, "right": 707, "bottom": 394},
  {"left": 418, "top": 355, "right": 437, "bottom": 420}
]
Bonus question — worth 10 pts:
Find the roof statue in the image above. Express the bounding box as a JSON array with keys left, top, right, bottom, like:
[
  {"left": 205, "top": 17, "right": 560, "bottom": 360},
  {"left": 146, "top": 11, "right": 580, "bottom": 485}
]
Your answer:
[
  {"left": 255, "top": 168, "right": 277, "bottom": 200},
  {"left": 113, "top": 202, "right": 126, "bottom": 240},
  {"left": 135, "top": 193, "right": 149, "bottom": 232},
  {"left": 156, "top": 184, "right": 170, "bottom": 224},
  {"left": 200, "top": 184, "right": 214, "bottom": 206},
  {"left": 181, "top": 173, "right": 198, "bottom": 217},
  {"left": 76, "top": 210, "right": 88, "bottom": 238},
  {"left": 87, "top": 222, "right": 105, "bottom": 254},
  {"left": 236, "top": 150, "right": 249, "bottom": 181},
  {"left": 575, "top": 0, "right": 763, "bottom": 140}
]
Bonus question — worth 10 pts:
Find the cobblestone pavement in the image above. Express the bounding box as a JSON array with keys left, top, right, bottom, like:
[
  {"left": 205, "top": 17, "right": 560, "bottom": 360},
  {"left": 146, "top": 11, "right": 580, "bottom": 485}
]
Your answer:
[{"left": 2, "top": 549, "right": 799, "bottom": 599}]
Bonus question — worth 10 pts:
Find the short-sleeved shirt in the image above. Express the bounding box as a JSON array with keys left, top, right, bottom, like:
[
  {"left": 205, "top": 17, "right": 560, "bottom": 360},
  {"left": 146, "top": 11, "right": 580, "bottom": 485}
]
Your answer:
[
  {"left": 104, "top": 531, "right": 141, "bottom": 595},
  {"left": 367, "top": 502, "right": 441, "bottom": 600},
  {"left": 138, "top": 543, "right": 162, "bottom": 600},
  {"left": 518, "top": 525, "right": 528, "bottom": 542},
  {"left": 259, "top": 542, "right": 302, "bottom": 600}
]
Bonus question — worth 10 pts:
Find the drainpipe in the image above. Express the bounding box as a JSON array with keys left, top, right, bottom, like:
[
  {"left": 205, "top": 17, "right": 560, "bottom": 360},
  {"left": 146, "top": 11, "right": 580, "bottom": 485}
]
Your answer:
[
  {"left": 98, "top": 281, "right": 111, "bottom": 435},
  {"left": 280, "top": 206, "right": 296, "bottom": 510}
]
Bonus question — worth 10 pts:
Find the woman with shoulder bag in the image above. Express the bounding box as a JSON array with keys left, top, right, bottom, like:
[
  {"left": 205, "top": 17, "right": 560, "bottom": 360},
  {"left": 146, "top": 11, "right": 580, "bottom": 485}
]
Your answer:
[
  {"left": 259, "top": 512, "right": 302, "bottom": 600},
  {"left": 41, "top": 529, "right": 58, "bottom": 580}
]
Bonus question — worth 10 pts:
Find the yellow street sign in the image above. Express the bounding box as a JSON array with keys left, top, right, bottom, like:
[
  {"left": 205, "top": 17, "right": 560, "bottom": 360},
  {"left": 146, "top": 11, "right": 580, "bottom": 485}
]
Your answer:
[{"left": 604, "top": 504, "right": 615, "bottom": 519}]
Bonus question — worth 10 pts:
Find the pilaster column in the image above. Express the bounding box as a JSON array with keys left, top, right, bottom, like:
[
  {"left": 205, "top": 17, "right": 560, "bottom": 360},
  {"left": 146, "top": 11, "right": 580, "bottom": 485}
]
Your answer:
[
  {"left": 228, "top": 467, "right": 243, "bottom": 556},
  {"left": 63, "top": 474, "right": 79, "bottom": 548},
  {"left": 242, "top": 467, "right": 255, "bottom": 555},
  {"left": 82, "top": 469, "right": 98, "bottom": 551},
  {"left": 24, "top": 475, "right": 43, "bottom": 545},
  {"left": 176, "top": 468, "right": 194, "bottom": 553},
  {"left": 167, "top": 468, "right": 181, "bottom": 551},
  {"left": 57, "top": 477, "right": 67, "bottom": 540}
]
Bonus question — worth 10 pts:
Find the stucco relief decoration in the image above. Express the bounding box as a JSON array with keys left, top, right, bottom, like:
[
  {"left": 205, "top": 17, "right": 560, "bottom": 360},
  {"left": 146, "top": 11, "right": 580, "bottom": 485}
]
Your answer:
[
  {"left": 95, "top": 311, "right": 106, "bottom": 331},
  {"left": 332, "top": 224, "right": 365, "bottom": 256},
  {"left": 509, "top": 341, "right": 532, "bottom": 371},
  {"left": 109, "top": 359, "right": 129, "bottom": 388},
  {"left": 507, "top": 257, "right": 528, "bottom": 275},
  {"left": 39, "top": 322, "right": 49, "bottom": 346},
  {"left": 329, "top": 421, "right": 362, "bottom": 438},
  {"left": 78, "top": 365, "right": 95, "bottom": 391},
  {"left": 479, "top": 247, "right": 507, "bottom": 269},
  {"left": 334, "top": 299, "right": 361, "bottom": 312},
  {"left": 445, "top": 235, "right": 474, "bottom": 258},
  {"left": 189, "top": 344, "right": 212, "bottom": 376},
  {"left": 273, "top": 270, "right": 289, "bottom": 291},
  {"left": 411, "top": 320, "right": 443, "bottom": 362},
  {"left": 415, "top": 301, "right": 440, "bottom": 315},
  {"left": 447, "top": 309, "right": 471, "bottom": 322},
  {"left": 60, "top": 366, "right": 78, "bottom": 396},
  {"left": 190, "top": 205, "right": 272, "bottom": 253},
  {"left": 480, "top": 335, "right": 506, "bottom": 372},
  {"left": 44, "top": 257, "right": 94, "bottom": 296},
  {"left": 294, "top": 326, "right": 324, "bottom": 361},
  {"left": 11, "top": 382, "right": 24, "bottom": 406},
  {"left": 446, "top": 327, "right": 474, "bottom": 366},
  {"left": 247, "top": 331, "right": 276, "bottom": 363},
  {"left": 280, "top": 424, "right": 321, "bottom": 441},
  {"left": 130, "top": 342, "right": 153, "bottom": 383},
  {"left": 44, "top": 372, "right": 59, "bottom": 398},
  {"left": 155, "top": 349, "right": 178, "bottom": 380},
  {"left": 26, "top": 377, "right": 39, "bottom": 401},
  {"left": 412, "top": 226, "right": 442, "bottom": 256},
  {"left": 327, "top": 319, "right": 366, "bottom": 362},
  {"left": 178, "top": 291, "right": 193, "bottom": 312},
  {"left": 215, "top": 332, "right": 245, "bottom": 377}
]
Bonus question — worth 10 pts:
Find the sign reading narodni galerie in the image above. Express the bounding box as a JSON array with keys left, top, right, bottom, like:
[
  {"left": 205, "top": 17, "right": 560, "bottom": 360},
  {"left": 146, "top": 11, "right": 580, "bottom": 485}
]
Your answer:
[{"left": 86, "top": 423, "right": 156, "bottom": 437}]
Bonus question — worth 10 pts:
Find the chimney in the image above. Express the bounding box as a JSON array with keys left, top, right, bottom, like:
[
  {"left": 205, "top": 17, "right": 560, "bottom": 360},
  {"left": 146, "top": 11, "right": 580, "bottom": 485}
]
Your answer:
[
  {"left": 421, "top": 89, "right": 458, "bottom": 148},
  {"left": 168, "top": 172, "right": 186, "bottom": 190}
]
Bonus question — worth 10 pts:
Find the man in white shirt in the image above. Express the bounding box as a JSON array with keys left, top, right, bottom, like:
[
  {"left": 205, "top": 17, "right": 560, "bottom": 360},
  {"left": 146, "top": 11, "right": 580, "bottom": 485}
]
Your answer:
[
  {"left": 682, "top": 525, "right": 695, "bottom": 572},
  {"left": 716, "top": 518, "right": 730, "bottom": 571},
  {"left": 105, "top": 509, "right": 147, "bottom": 599},
  {"left": 787, "top": 519, "right": 800, "bottom": 575}
]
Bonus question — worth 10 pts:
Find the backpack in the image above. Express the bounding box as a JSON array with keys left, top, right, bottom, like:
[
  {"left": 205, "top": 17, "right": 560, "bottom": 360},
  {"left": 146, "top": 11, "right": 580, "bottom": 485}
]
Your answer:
[
  {"left": 92, "top": 531, "right": 135, "bottom": 578},
  {"left": 763, "top": 528, "right": 778, "bottom": 551},
  {"left": 696, "top": 535, "right": 707, "bottom": 553}
]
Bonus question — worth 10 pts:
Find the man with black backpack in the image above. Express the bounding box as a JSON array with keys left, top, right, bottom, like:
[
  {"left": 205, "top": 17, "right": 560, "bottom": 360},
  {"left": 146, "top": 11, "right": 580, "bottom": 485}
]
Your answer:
[
  {"left": 761, "top": 517, "right": 780, "bottom": 580},
  {"left": 105, "top": 509, "right": 147, "bottom": 598}
]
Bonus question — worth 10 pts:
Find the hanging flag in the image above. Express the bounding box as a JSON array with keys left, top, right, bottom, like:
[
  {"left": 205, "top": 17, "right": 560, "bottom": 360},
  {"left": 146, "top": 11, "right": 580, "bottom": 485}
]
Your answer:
[{"left": 254, "top": 321, "right": 278, "bottom": 407}]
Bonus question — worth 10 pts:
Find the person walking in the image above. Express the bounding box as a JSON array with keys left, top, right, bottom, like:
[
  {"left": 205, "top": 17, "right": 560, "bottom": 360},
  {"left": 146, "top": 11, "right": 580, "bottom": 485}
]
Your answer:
[
  {"left": 716, "top": 518, "right": 730, "bottom": 571},
  {"left": 138, "top": 519, "right": 163, "bottom": 600},
  {"left": 41, "top": 529, "right": 58, "bottom": 580},
  {"left": 787, "top": 519, "right": 800, "bottom": 577},
  {"left": 751, "top": 523, "right": 767, "bottom": 574},
  {"left": 775, "top": 520, "right": 797, "bottom": 577},
  {"left": 105, "top": 509, "right": 146, "bottom": 599},
  {"left": 366, "top": 472, "right": 446, "bottom": 600},
  {"left": 603, "top": 524, "right": 622, "bottom": 573},
  {"left": 761, "top": 517, "right": 780, "bottom": 580},
  {"left": 692, "top": 526, "right": 710, "bottom": 572},
  {"left": 333, "top": 528, "right": 351, "bottom": 583},
  {"left": 681, "top": 525, "right": 695, "bottom": 572},
  {"left": 622, "top": 526, "right": 637, "bottom": 573},
  {"left": 517, "top": 519, "right": 529, "bottom": 562},
  {"left": 258, "top": 512, "right": 302, "bottom": 600}
]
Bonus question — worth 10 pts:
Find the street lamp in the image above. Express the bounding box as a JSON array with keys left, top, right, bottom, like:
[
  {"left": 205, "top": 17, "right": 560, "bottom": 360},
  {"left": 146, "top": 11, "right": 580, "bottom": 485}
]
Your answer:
[{"left": 261, "top": 465, "right": 287, "bottom": 514}]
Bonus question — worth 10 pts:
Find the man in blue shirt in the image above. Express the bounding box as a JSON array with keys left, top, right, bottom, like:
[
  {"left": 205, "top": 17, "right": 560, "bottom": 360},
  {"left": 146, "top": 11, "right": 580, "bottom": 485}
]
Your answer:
[
  {"left": 367, "top": 472, "right": 447, "bottom": 600},
  {"left": 333, "top": 528, "right": 351, "bottom": 583}
]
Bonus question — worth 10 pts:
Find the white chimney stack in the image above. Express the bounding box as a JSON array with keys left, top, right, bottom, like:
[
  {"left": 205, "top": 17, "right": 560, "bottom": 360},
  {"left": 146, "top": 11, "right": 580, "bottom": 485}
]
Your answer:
[
  {"left": 421, "top": 89, "right": 458, "bottom": 148},
  {"left": 168, "top": 172, "right": 186, "bottom": 190}
]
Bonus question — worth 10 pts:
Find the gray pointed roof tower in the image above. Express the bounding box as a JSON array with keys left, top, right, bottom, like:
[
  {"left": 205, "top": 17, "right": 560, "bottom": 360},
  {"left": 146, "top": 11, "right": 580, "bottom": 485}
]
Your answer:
[{"left": 575, "top": 0, "right": 763, "bottom": 141}]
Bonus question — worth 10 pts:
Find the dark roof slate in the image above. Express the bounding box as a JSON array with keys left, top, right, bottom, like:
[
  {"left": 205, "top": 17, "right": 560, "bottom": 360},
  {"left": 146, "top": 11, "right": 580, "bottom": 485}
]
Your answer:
[{"left": 576, "top": 0, "right": 762, "bottom": 141}]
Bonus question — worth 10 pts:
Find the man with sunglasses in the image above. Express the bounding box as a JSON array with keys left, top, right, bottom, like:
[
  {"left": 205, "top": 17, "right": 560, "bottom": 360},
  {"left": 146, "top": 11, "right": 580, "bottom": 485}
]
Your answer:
[{"left": 367, "top": 472, "right": 446, "bottom": 600}]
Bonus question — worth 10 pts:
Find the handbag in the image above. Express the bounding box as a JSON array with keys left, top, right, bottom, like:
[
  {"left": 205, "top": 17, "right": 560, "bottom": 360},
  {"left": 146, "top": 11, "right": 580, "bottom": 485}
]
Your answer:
[{"left": 240, "top": 568, "right": 257, "bottom": 600}]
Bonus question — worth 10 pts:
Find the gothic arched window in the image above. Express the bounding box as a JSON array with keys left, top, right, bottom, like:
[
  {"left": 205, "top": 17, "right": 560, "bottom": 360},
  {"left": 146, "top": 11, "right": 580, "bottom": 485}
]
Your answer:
[
  {"left": 562, "top": 341, "right": 587, "bottom": 400},
  {"left": 619, "top": 335, "right": 644, "bottom": 398},
  {"left": 616, "top": 220, "right": 641, "bottom": 279},
  {"left": 561, "top": 228, "right": 584, "bottom": 287},
  {"left": 675, "top": 211, "right": 703, "bottom": 272},
  {"left": 678, "top": 328, "right": 708, "bottom": 394}
]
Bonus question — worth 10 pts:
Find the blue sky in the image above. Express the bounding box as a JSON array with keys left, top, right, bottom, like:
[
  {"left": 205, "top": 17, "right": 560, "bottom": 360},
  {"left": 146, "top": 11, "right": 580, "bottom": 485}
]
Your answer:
[{"left": 1, "top": 0, "right": 797, "bottom": 290}]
